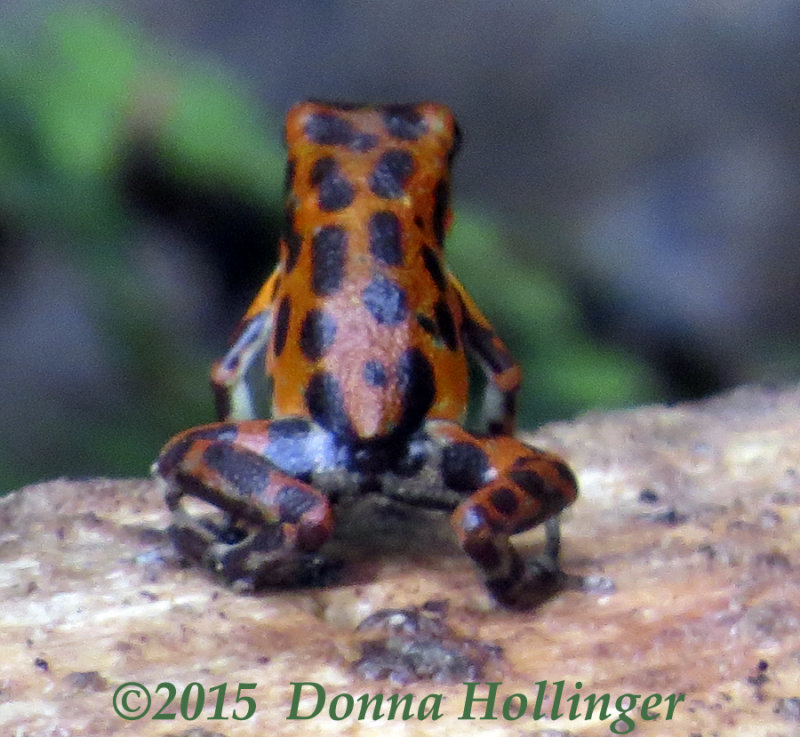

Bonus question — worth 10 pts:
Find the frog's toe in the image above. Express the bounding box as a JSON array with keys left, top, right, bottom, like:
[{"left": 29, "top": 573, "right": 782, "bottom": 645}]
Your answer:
[
  {"left": 488, "top": 559, "right": 565, "bottom": 610},
  {"left": 203, "top": 529, "right": 341, "bottom": 590},
  {"left": 167, "top": 515, "right": 220, "bottom": 565}
]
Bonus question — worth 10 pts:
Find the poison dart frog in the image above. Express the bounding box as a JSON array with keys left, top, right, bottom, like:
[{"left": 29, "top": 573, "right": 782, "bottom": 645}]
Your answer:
[{"left": 155, "top": 101, "right": 578, "bottom": 608}]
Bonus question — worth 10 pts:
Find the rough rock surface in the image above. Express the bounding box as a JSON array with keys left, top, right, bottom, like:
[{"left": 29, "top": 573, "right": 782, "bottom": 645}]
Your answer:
[{"left": 3, "top": 383, "right": 800, "bottom": 735}]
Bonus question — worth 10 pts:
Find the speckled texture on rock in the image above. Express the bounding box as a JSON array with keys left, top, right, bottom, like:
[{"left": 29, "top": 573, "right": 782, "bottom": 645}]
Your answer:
[{"left": 2, "top": 383, "right": 800, "bottom": 735}]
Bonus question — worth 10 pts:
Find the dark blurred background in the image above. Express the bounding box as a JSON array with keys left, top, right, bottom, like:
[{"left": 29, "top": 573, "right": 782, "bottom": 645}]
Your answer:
[{"left": 2, "top": 1, "right": 799, "bottom": 492}]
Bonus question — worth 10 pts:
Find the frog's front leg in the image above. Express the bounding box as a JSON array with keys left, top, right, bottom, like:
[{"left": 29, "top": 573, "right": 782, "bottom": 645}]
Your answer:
[
  {"left": 155, "top": 420, "right": 336, "bottom": 589},
  {"left": 432, "top": 423, "right": 578, "bottom": 609},
  {"left": 450, "top": 277, "right": 522, "bottom": 435},
  {"left": 210, "top": 268, "right": 279, "bottom": 420}
]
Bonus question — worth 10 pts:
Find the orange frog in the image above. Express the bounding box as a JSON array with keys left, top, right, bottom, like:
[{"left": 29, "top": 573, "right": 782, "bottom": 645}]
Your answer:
[{"left": 155, "top": 101, "right": 578, "bottom": 608}]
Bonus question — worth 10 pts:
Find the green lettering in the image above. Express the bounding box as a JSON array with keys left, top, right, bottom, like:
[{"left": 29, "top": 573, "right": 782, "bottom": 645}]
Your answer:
[
  {"left": 640, "top": 693, "right": 662, "bottom": 720},
  {"left": 287, "top": 682, "right": 325, "bottom": 720},
  {"left": 501, "top": 693, "right": 527, "bottom": 720},
  {"left": 417, "top": 693, "right": 444, "bottom": 720},
  {"left": 356, "top": 693, "right": 385, "bottom": 720},
  {"left": 664, "top": 693, "right": 685, "bottom": 719},
  {"left": 550, "top": 680, "right": 565, "bottom": 719},
  {"left": 610, "top": 693, "right": 640, "bottom": 734},
  {"left": 583, "top": 692, "right": 611, "bottom": 721},
  {"left": 567, "top": 682, "right": 583, "bottom": 720},
  {"left": 385, "top": 693, "right": 414, "bottom": 720},
  {"left": 531, "top": 680, "right": 548, "bottom": 719},
  {"left": 459, "top": 682, "right": 500, "bottom": 720},
  {"left": 329, "top": 693, "right": 354, "bottom": 720}
]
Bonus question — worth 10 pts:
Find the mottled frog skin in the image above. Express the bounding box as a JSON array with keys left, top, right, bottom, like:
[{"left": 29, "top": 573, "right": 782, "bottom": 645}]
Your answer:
[{"left": 155, "top": 101, "right": 578, "bottom": 608}]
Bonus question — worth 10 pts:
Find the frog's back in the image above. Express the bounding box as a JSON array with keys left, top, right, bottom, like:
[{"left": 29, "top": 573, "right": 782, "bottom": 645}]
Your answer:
[{"left": 268, "top": 101, "right": 468, "bottom": 441}]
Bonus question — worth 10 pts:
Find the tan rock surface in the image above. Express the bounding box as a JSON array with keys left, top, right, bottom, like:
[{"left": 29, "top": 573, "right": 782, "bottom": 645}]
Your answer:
[{"left": 3, "top": 384, "right": 800, "bottom": 735}]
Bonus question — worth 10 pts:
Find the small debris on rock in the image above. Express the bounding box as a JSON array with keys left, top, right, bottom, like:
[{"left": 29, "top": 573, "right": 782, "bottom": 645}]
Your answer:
[
  {"left": 639, "top": 488, "right": 660, "bottom": 504},
  {"left": 775, "top": 697, "right": 800, "bottom": 722},
  {"left": 353, "top": 600, "right": 501, "bottom": 684},
  {"left": 63, "top": 670, "right": 107, "bottom": 692}
]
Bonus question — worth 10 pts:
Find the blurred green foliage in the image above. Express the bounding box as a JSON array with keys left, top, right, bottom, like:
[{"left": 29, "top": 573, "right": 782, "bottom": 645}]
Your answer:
[
  {"left": 0, "top": 8, "right": 284, "bottom": 491},
  {"left": 0, "top": 7, "right": 659, "bottom": 493}
]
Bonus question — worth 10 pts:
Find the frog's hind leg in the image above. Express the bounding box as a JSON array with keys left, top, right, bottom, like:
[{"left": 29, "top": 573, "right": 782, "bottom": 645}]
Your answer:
[
  {"left": 431, "top": 422, "right": 578, "bottom": 609},
  {"left": 155, "top": 421, "right": 335, "bottom": 589}
]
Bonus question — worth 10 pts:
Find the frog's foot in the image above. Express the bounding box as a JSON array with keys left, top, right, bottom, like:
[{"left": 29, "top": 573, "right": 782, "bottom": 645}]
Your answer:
[
  {"left": 156, "top": 422, "right": 335, "bottom": 589},
  {"left": 439, "top": 425, "right": 579, "bottom": 609},
  {"left": 483, "top": 524, "right": 568, "bottom": 610},
  {"left": 461, "top": 520, "right": 567, "bottom": 610},
  {"left": 168, "top": 510, "right": 341, "bottom": 590}
]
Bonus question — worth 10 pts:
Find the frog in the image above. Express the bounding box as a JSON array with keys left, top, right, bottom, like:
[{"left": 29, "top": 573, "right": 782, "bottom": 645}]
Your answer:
[{"left": 154, "top": 101, "right": 578, "bottom": 609}]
